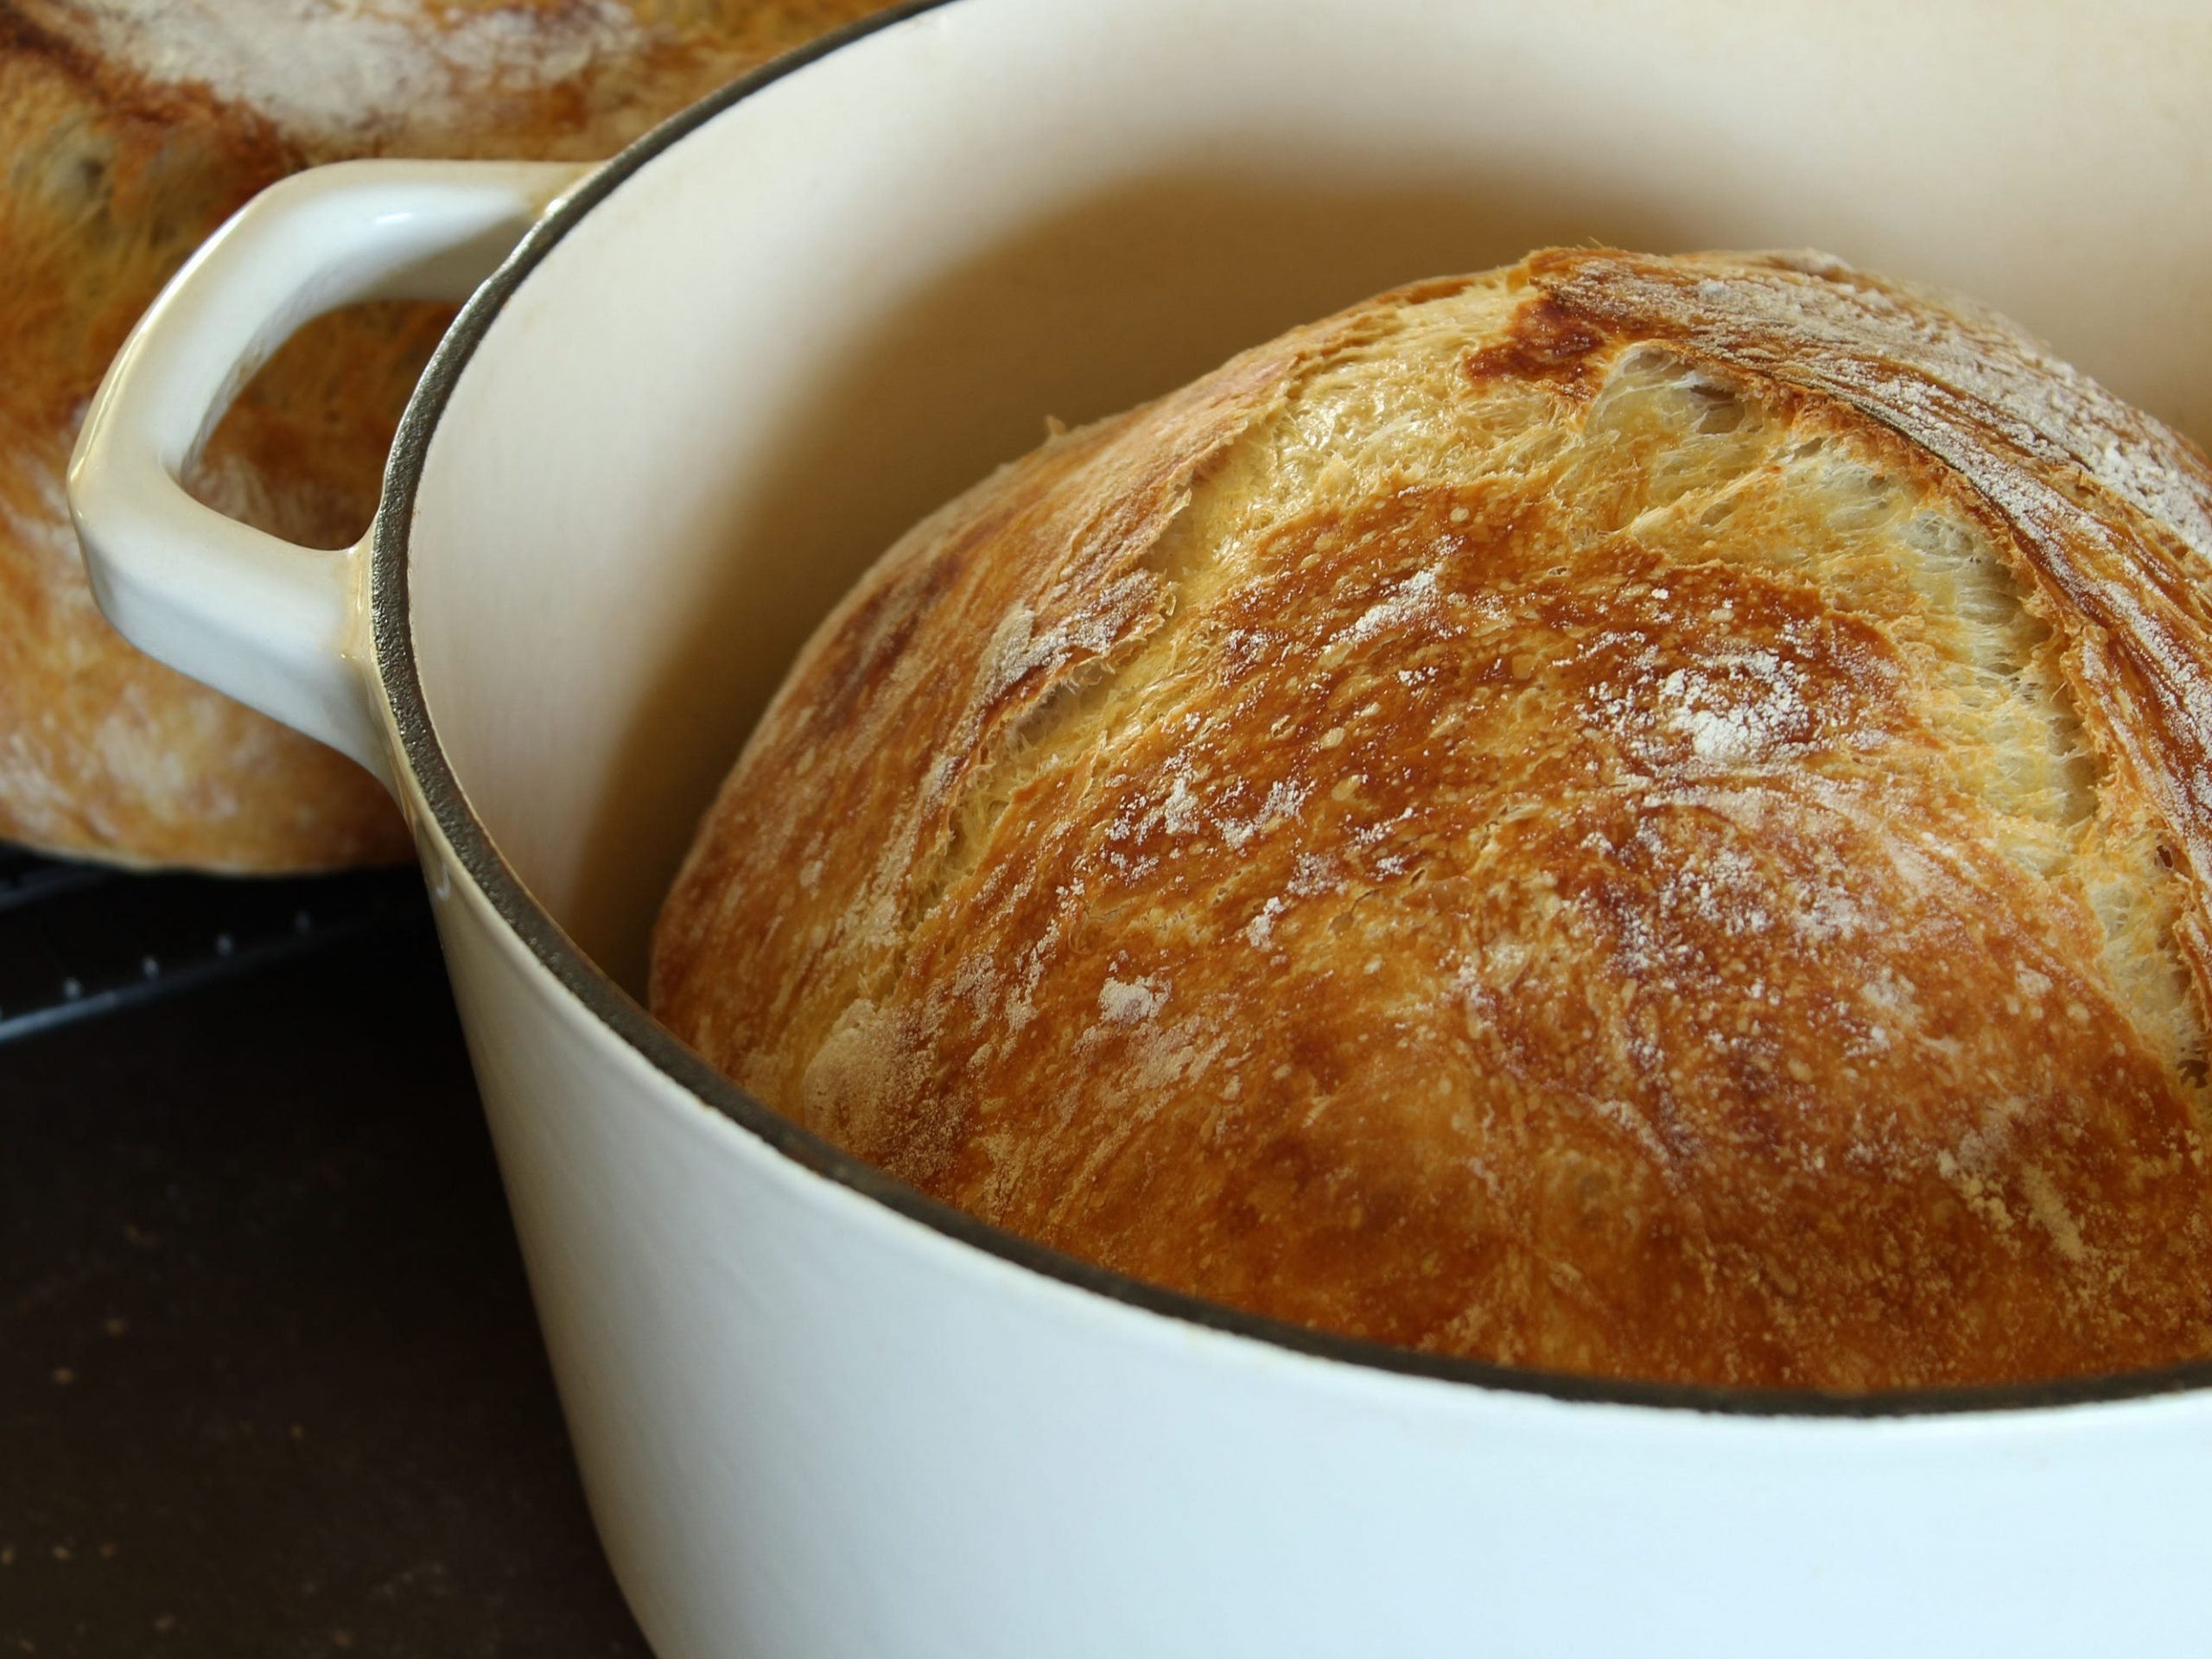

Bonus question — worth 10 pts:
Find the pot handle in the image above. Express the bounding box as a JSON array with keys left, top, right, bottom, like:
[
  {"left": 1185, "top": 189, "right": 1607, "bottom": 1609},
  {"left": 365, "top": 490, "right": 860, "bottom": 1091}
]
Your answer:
[{"left": 67, "top": 158, "right": 593, "bottom": 785}]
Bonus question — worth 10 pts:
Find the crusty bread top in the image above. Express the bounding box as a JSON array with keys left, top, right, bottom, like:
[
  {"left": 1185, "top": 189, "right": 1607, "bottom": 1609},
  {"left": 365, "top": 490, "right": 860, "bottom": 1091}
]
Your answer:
[{"left": 653, "top": 249, "right": 2212, "bottom": 1389}]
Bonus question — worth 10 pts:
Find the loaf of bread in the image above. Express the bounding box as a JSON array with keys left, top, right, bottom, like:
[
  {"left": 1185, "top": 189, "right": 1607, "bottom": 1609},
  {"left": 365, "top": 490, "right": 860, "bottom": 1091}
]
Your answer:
[
  {"left": 1, "top": 0, "right": 895, "bottom": 869},
  {"left": 652, "top": 248, "right": 2212, "bottom": 1390}
]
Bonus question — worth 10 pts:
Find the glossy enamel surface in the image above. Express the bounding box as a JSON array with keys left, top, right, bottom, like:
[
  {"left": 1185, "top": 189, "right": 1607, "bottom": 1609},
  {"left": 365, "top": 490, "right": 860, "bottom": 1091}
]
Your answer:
[{"left": 380, "top": 3, "right": 2212, "bottom": 1648}]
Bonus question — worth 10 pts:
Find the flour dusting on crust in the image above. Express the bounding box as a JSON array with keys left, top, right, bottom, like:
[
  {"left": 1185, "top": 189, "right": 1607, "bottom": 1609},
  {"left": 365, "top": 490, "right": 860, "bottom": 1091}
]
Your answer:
[{"left": 653, "top": 249, "right": 2212, "bottom": 1390}]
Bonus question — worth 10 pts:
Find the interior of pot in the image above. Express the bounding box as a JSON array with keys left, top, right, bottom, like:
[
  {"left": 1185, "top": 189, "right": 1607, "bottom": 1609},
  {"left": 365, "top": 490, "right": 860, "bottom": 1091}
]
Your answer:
[{"left": 400, "top": 0, "right": 2212, "bottom": 999}]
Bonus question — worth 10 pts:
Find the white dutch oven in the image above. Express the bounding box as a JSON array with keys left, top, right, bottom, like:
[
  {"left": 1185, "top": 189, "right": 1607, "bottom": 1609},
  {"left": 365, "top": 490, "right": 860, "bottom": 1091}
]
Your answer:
[{"left": 65, "top": 1, "right": 2212, "bottom": 1653}]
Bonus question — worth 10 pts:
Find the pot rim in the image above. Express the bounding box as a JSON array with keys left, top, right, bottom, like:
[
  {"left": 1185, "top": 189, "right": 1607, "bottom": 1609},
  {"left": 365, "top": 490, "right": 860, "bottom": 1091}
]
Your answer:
[{"left": 368, "top": 0, "right": 2212, "bottom": 1421}]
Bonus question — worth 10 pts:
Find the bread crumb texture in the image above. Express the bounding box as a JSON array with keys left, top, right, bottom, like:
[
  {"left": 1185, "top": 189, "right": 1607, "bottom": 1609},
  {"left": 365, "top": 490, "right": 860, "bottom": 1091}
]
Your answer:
[
  {"left": 0, "top": 0, "right": 899, "bottom": 868},
  {"left": 653, "top": 249, "right": 2212, "bottom": 1389}
]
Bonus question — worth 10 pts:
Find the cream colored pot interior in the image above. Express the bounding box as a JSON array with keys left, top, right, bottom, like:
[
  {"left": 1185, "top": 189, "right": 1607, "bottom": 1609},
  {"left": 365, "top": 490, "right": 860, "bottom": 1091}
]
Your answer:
[{"left": 402, "top": 0, "right": 2212, "bottom": 998}]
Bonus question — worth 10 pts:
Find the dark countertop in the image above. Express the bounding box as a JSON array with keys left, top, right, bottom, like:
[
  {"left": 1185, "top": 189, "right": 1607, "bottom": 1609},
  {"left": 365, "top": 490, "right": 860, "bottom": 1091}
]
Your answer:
[{"left": 2, "top": 880, "right": 649, "bottom": 1657}]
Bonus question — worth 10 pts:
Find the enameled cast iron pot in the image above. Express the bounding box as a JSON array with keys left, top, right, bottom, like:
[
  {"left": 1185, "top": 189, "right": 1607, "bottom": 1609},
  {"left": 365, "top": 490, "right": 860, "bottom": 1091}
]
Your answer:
[{"left": 67, "top": 2, "right": 2212, "bottom": 1652}]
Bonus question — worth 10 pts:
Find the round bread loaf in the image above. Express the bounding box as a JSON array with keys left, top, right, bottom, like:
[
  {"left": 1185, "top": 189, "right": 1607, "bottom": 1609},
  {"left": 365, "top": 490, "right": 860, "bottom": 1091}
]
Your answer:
[
  {"left": 652, "top": 248, "right": 2212, "bottom": 1390},
  {"left": 1, "top": 0, "right": 895, "bottom": 869}
]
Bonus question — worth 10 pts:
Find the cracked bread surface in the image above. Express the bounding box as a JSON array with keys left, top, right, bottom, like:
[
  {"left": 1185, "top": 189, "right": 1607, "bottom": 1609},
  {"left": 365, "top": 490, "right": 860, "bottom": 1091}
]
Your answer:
[{"left": 653, "top": 248, "right": 2212, "bottom": 1389}]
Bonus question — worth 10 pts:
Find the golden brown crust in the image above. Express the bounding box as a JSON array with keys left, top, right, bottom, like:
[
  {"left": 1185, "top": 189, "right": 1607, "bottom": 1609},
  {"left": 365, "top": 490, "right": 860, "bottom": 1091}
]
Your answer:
[
  {"left": 653, "top": 249, "right": 2212, "bottom": 1389},
  {"left": 0, "top": 0, "right": 899, "bottom": 870}
]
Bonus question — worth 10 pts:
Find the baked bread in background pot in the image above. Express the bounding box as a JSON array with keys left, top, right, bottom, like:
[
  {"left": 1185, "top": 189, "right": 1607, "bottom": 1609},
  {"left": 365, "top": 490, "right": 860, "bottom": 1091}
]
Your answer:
[{"left": 0, "top": 0, "right": 895, "bottom": 869}]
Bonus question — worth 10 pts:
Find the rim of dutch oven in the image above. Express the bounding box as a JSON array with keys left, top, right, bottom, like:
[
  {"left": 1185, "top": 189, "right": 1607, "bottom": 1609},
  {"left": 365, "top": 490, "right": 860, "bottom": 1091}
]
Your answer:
[{"left": 372, "top": 0, "right": 2212, "bottom": 1418}]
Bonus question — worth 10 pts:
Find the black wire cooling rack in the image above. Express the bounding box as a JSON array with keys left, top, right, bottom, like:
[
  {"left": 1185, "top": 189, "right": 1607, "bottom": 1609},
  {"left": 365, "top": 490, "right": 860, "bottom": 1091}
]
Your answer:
[{"left": 0, "top": 845, "right": 429, "bottom": 1046}]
